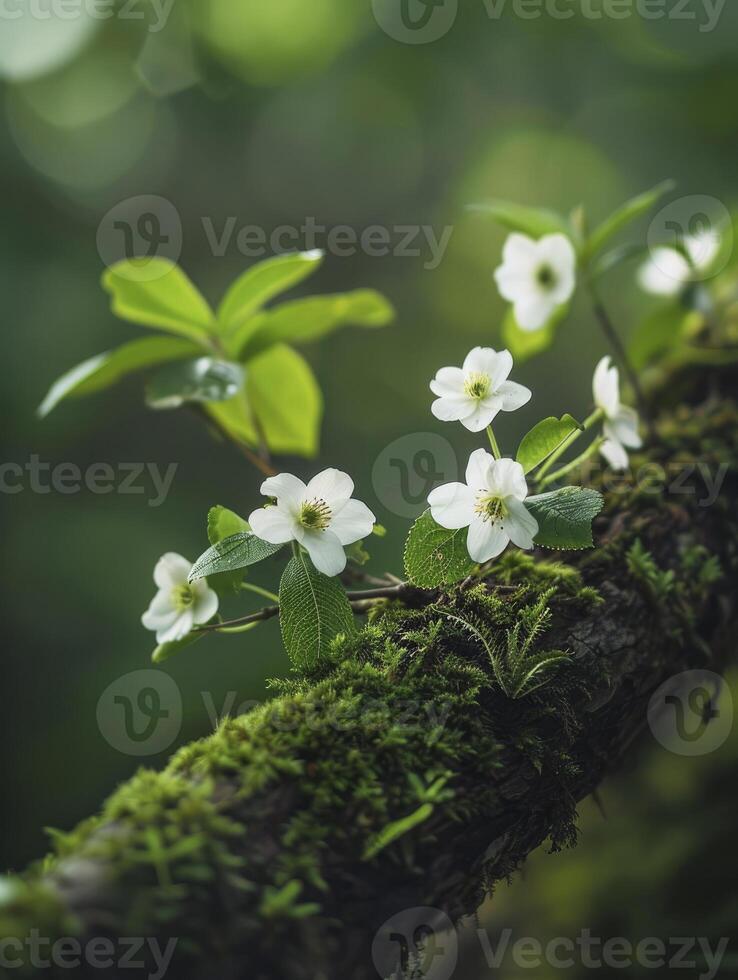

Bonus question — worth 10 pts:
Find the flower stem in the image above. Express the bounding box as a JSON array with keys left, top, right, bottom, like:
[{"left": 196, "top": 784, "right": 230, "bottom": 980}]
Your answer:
[
  {"left": 586, "top": 279, "right": 651, "bottom": 430},
  {"left": 239, "top": 582, "right": 280, "bottom": 603},
  {"left": 486, "top": 425, "right": 502, "bottom": 459},
  {"left": 535, "top": 408, "right": 603, "bottom": 483},
  {"left": 539, "top": 436, "right": 605, "bottom": 489}
]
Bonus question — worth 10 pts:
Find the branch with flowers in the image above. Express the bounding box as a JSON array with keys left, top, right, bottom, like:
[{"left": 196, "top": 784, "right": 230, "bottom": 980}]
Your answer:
[{"left": 12, "top": 184, "right": 738, "bottom": 979}]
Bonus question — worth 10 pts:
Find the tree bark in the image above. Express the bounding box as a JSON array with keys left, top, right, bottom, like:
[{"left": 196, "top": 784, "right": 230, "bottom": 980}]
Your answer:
[{"left": 2, "top": 359, "right": 736, "bottom": 980}]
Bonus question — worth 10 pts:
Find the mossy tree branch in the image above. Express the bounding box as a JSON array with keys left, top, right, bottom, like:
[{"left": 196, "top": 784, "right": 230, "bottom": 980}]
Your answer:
[{"left": 2, "top": 361, "right": 737, "bottom": 980}]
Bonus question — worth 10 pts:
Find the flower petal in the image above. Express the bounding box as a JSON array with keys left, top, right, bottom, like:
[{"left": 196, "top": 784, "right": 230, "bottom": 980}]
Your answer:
[
  {"left": 157, "top": 609, "right": 193, "bottom": 644},
  {"left": 431, "top": 394, "right": 476, "bottom": 422},
  {"left": 153, "top": 553, "right": 192, "bottom": 590},
  {"left": 302, "top": 530, "right": 347, "bottom": 577},
  {"left": 536, "top": 233, "right": 576, "bottom": 303},
  {"left": 600, "top": 437, "right": 629, "bottom": 471},
  {"left": 514, "top": 294, "right": 554, "bottom": 332},
  {"left": 463, "top": 347, "right": 513, "bottom": 389},
  {"left": 467, "top": 518, "right": 509, "bottom": 563},
  {"left": 260, "top": 473, "right": 306, "bottom": 511},
  {"left": 465, "top": 448, "right": 495, "bottom": 491},
  {"left": 592, "top": 356, "right": 620, "bottom": 419},
  {"left": 459, "top": 397, "right": 503, "bottom": 432},
  {"left": 142, "top": 591, "right": 179, "bottom": 632},
  {"left": 329, "top": 499, "right": 376, "bottom": 545},
  {"left": 430, "top": 366, "right": 465, "bottom": 398},
  {"left": 502, "top": 498, "right": 539, "bottom": 550},
  {"left": 192, "top": 583, "right": 219, "bottom": 625},
  {"left": 609, "top": 407, "right": 642, "bottom": 449},
  {"left": 248, "top": 505, "right": 297, "bottom": 544},
  {"left": 305, "top": 468, "right": 354, "bottom": 509},
  {"left": 427, "top": 481, "right": 475, "bottom": 529},
  {"left": 498, "top": 380, "right": 532, "bottom": 412},
  {"left": 637, "top": 249, "right": 689, "bottom": 296},
  {"left": 488, "top": 458, "right": 528, "bottom": 501}
]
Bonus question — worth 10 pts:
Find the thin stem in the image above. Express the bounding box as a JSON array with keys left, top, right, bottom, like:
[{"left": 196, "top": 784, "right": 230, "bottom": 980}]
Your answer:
[
  {"left": 345, "top": 584, "right": 408, "bottom": 601},
  {"left": 535, "top": 409, "right": 603, "bottom": 482},
  {"left": 196, "top": 404, "right": 277, "bottom": 478},
  {"left": 193, "top": 605, "right": 280, "bottom": 633},
  {"left": 539, "top": 436, "right": 605, "bottom": 489},
  {"left": 586, "top": 280, "right": 651, "bottom": 431},
  {"left": 486, "top": 425, "right": 502, "bottom": 459},
  {"left": 239, "top": 582, "right": 280, "bottom": 603}
]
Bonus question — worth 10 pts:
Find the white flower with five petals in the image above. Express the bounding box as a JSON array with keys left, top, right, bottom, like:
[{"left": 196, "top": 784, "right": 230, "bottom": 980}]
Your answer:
[
  {"left": 494, "top": 232, "right": 577, "bottom": 331},
  {"left": 592, "top": 356, "right": 643, "bottom": 471},
  {"left": 248, "top": 469, "right": 375, "bottom": 577},
  {"left": 428, "top": 450, "right": 539, "bottom": 563},
  {"left": 430, "top": 347, "right": 531, "bottom": 433},
  {"left": 142, "top": 553, "right": 219, "bottom": 643}
]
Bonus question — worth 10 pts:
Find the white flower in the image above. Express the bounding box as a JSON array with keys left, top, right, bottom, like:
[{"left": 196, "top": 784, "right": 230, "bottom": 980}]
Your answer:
[
  {"left": 638, "top": 229, "right": 721, "bottom": 297},
  {"left": 248, "top": 469, "right": 375, "bottom": 577},
  {"left": 142, "top": 553, "right": 219, "bottom": 644},
  {"left": 430, "top": 346, "right": 531, "bottom": 433},
  {"left": 494, "top": 232, "right": 577, "bottom": 331},
  {"left": 592, "top": 356, "right": 643, "bottom": 471},
  {"left": 428, "top": 450, "right": 538, "bottom": 563}
]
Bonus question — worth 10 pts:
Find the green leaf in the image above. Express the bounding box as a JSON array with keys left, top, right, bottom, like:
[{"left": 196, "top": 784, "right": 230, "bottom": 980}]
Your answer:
[
  {"left": 468, "top": 200, "right": 571, "bottom": 239},
  {"left": 516, "top": 415, "right": 582, "bottom": 474},
  {"left": 152, "top": 630, "right": 204, "bottom": 664},
  {"left": 37, "top": 335, "right": 202, "bottom": 418},
  {"left": 102, "top": 259, "right": 215, "bottom": 340},
  {"left": 207, "top": 505, "right": 250, "bottom": 545},
  {"left": 145, "top": 358, "right": 244, "bottom": 409},
  {"left": 206, "top": 344, "right": 323, "bottom": 457},
  {"left": 526, "top": 487, "right": 604, "bottom": 550},
  {"left": 629, "top": 304, "right": 692, "bottom": 370},
  {"left": 189, "top": 531, "right": 284, "bottom": 584},
  {"left": 217, "top": 250, "right": 324, "bottom": 335},
  {"left": 403, "top": 509, "right": 475, "bottom": 588},
  {"left": 278, "top": 552, "right": 355, "bottom": 670},
  {"left": 238, "top": 289, "right": 395, "bottom": 359},
  {"left": 585, "top": 180, "right": 675, "bottom": 259},
  {"left": 501, "top": 306, "right": 564, "bottom": 363},
  {"left": 204, "top": 505, "right": 252, "bottom": 595}
]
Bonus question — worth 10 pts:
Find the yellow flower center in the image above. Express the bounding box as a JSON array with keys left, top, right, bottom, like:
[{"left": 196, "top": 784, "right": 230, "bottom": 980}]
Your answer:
[
  {"left": 299, "top": 498, "right": 332, "bottom": 531},
  {"left": 475, "top": 494, "right": 507, "bottom": 526},
  {"left": 464, "top": 372, "right": 491, "bottom": 400},
  {"left": 170, "top": 583, "right": 195, "bottom": 612}
]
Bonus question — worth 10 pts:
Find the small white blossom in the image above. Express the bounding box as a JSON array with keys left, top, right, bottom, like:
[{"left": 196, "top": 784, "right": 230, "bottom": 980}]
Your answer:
[
  {"left": 428, "top": 450, "right": 538, "bottom": 563},
  {"left": 494, "top": 232, "right": 577, "bottom": 331},
  {"left": 638, "top": 230, "right": 721, "bottom": 297},
  {"left": 592, "top": 356, "right": 643, "bottom": 471},
  {"left": 248, "top": 469, "right": 375, "bottom": 577},
  {"left": 142, "top": 553, "right": 219, "bottom": 643},
  {"left": 430, "top": 346, "right": 531, "bottom": 433}
]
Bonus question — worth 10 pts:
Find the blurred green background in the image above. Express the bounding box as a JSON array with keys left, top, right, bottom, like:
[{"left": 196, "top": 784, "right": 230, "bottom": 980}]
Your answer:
[{"left": 3, "top": 1, "right": 737, "bottom": 972}]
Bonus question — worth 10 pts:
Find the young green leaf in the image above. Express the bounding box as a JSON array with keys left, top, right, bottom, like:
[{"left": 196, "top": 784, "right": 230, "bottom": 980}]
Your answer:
[
  {"left": 629, "top": 304, "right": 693, "bottom": 370},
  {"left": 501, "top": 306, "right": 563, "bottom": 362},
  {"left": 279, "top": 551, "right": 355, "bottom": 670},
  {"left": 102, "top": 259, "right": 215, "bottom": 340},
  {"left": 217, "top": 250, "right": 324, "bottom": 335},
  {"left": 145, "top": 358, "right": 244, "bottom": 409},
  {"left": 404, "top": 509, "right": 475, "bottom": 588},
  {"left": 468, "top": 200, "right": 570, "bottom": 239},
  {"left": 189, "top": 532, "right": 284, "bottom": 584},
  {"left": 207, "top": 344, "right": 323, "bottom": 457},
  {"left": 526, "top": 486, "right": 604, "bottom": 550},
  {"left": 37, "top": 335, "right": 202, "bottom": 418},
  {"left": 238, "top": 289, "right": 395, "bottom": 359},
  {"left": 516, "top": 415, "right": 582, "bottom": 474},
  {"left": 585, "top": 179, "right": 675, "bottom": 259},
  {"left": 207, "top": 505, "right": 250, "bottom": 545}
]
